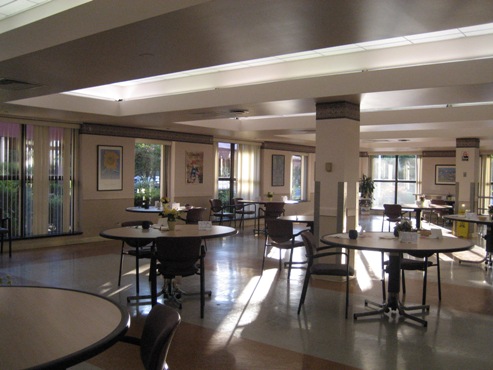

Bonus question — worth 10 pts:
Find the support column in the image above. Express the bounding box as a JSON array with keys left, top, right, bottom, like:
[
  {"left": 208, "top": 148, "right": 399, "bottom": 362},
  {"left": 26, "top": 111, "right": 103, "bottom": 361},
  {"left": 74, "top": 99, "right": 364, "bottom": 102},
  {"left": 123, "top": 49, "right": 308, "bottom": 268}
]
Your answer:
[
  {"left": 315, "top": 102, "right": 360, "bottom": 238},
  {"left": 455, "top": 138, "right": 480, "bottom": 213}
]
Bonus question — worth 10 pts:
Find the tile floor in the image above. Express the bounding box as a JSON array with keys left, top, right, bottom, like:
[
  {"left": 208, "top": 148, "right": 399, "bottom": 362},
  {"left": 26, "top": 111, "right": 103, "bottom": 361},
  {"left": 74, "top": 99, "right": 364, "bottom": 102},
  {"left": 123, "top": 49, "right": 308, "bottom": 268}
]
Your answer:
[{"left": 1, "top": 215, "right": 492, "bottom": 369}]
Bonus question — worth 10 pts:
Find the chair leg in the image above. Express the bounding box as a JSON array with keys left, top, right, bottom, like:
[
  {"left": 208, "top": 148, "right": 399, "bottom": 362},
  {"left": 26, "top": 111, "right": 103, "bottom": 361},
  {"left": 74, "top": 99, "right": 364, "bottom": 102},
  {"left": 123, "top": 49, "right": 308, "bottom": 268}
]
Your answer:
[
  {"left": 200, "top": 253, "right": 205, "bottom": 318},
  {"left": 261, "top": 236, "right": 268, "bottom": 273},
  {"left": 422, "top": 257, "right": 428, "bottom": 305},
  {"left": 297, "top": 271, "right": 311, "bottom": 314},
  {"left": 118, "top": 242, "right": 125, "bottom": 286},
  {"left": 287, "top": 248, "right": 294, "bottom": 279},
  {"left": 381, "top": 252, "right": 386, "bottom": 302},
  {"left": 436, "top": 254, "right": 442, "bottom": 301},
  {"left": 401, "top": 269, "right": 406, "bottom": 295},
  {"left": 135, "top": 247, "right": 140, "bottom": 295},
  {"left": 345, "top": 267, "right": 350, "bottom": 319}
]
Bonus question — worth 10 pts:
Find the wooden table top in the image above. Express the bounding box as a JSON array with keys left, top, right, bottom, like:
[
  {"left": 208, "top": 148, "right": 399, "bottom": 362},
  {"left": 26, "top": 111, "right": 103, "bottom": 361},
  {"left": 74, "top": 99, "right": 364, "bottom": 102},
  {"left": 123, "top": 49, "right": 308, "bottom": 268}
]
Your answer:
[
  {"left": 100, "top": 224, "right": 237, "bottom": 241},
  {"left": 0, "top": 286, "right": 129, "bottom": 370},
  {"left": 321, "top": 231, "right": 473, "bottom": 254}
]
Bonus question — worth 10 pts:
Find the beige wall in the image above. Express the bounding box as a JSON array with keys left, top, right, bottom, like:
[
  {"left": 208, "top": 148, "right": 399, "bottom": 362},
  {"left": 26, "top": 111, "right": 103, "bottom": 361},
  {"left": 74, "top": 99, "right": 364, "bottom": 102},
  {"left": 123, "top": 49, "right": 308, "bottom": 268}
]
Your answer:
[{"left": 421, "top": 156, "right": 456, "bottom": 197}]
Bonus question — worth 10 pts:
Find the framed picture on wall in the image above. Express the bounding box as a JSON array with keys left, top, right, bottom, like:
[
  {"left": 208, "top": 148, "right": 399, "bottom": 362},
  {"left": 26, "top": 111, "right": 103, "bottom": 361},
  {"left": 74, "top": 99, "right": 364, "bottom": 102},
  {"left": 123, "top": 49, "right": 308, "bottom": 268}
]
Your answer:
[
  {"left": 435, "top": 164, "right": 456, "bottom": 185},
  {"left": 272, "top": 154, "right": 285, "bottom": 186},
  {"left": 97, "top": 145, "right": 123, "bottom": 191},
  {"left": 186, "top": 151, "right": 204, "bottom": 184}
]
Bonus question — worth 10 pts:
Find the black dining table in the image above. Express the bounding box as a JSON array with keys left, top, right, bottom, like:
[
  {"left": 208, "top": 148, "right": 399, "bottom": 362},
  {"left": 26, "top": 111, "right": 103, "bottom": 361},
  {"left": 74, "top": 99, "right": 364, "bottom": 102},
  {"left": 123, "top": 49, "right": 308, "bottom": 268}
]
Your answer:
[
  {"left": 321, "top": 231, "right": 473, "bottom": 327},
  {"left": 401, "top": 203, "right": 453, "bottom": 229},
  {"left": 0, "top": 286, "right": 129, "bottom": 370}
]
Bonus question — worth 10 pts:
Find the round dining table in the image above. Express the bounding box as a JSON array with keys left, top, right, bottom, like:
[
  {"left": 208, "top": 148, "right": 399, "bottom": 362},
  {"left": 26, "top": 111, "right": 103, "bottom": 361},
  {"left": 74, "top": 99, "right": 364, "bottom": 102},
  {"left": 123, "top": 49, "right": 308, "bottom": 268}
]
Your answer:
[
  {"left": 278, "top": 215, "right": 314, "bottom": 232},
  {"left": 321, "top": 231, "right": 473, "bottom": 326},
  {"left": 100, "top": 224, "right": 237, "bottom": 314},
  {"left": 401, "top": 203, "right": 453, "bottom": 229},
  {"left": 0, "top": 286, "right": 129, "bottom": 370}
]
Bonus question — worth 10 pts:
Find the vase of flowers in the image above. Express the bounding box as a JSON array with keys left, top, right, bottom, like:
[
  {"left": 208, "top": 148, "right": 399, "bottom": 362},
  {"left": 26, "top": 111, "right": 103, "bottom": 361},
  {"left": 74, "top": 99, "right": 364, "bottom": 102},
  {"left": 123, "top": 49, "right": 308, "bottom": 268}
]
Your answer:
[
  {"left": 159, "top": 207, "right": 181, "bottom": 231},
  {"left": 488, "top": 205, "right": 493, "bottom": 220},
  {"left": 267, "top": 191, "right": 274, "bottom": 201}
]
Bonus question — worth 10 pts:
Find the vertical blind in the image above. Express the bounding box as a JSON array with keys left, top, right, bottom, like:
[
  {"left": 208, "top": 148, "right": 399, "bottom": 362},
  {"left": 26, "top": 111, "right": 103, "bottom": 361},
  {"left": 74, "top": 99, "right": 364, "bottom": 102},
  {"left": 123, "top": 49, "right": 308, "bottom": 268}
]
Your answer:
[{"left": 0, "top": 121, "right": 77, "bottom": 238}]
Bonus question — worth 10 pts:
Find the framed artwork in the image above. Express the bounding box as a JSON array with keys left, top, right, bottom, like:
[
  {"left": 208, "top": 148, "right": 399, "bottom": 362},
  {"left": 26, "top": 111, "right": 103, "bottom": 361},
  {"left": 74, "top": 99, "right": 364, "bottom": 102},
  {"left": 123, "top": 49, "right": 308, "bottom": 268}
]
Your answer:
[
  {"left": 186, "top": 151, "right": 204, "bottom": 183},
  {"left": 97, "top": 145, "right": 123, "bottom": 191},
  {"left": 435, "top": 165, "right": 456, "bottom": 185},
  {"left": 272, "top": 154, "right": 285, "bottom": 186}
]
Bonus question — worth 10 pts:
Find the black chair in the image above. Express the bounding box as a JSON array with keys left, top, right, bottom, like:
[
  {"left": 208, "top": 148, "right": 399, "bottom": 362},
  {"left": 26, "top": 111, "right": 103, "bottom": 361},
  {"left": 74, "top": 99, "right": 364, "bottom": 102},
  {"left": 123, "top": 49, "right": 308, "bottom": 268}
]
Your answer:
[
  {"left": 381, "top": 204, "right": 403, "bottom": 231},
  {"left": 179, "top": 207, "right": 208, "bottom": 224},
  {"left": 232, "top": 197, "right": 255, "bottom": 230},
  {"left": 382, "top": 251, "right": 441, "bottom": 305},
  {"left": 120, "top": 303, "right": 181, "bottom": 370},
  {"left": 297, "top": 231, "right": 354, "bottom": 318},
  {"left": 118, "top": 220, "right": 153, "bottom": 295},
  {"left": 153, "top": 236, "right": 210, "bottom": 318},
  {"left": 209, "top": 199, "right": 235, "bottom": 225},
  {"left": 258, "top": 201, "right": 285, "bottom": 234},
  {"left": 263, "top": 218, "right": 305, "bottom": 279},
  {"left": 0, "top": 208, "right": 12, "bottom": 258}
]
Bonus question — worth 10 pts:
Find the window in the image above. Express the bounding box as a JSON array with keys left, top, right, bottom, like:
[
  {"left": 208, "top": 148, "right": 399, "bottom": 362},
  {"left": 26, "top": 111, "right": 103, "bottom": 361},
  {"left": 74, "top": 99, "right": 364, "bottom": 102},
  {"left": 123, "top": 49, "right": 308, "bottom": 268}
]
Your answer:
[
  {"left": 216, "top": 142, "right": 260, "bottom": 204},
  {"left": 0, "top": 121, "right": 77, "bottom": 238},
  {"left": 479, "top": 155, "right": 493, "bottom": 214},
  {"left": 371, "top": 155, "right": 417, "bottom": 208},
  {"left": 290, "top": 154, "right": 308, "bottom": 200},
  {"left": 134, "top": 142, "right": 169, "bottom": 205}
]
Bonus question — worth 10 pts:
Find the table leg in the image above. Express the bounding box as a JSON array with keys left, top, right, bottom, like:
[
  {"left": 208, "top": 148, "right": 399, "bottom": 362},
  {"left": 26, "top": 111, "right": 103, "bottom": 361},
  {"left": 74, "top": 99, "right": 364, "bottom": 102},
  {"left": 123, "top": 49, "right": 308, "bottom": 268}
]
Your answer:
[
  {"left": 354, "top": 252, "right": 429, "bottom": 326},
  {"left": 415, "top": 209, "right": 422, "bottom": 229}
]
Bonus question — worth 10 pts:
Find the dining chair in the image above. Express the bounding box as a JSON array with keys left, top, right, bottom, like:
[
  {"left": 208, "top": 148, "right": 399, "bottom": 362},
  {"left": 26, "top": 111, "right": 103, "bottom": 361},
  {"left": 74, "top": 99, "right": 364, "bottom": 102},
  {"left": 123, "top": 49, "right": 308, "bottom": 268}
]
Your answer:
[
  {"left": 258, "top": 201, "right": 285, "bottom": 234},
  {"left": 297, "top": 231, "right": 354, "bottom": 318},
  {"left": 209, "top": 199, "right": 235, "bottom": 225},
  {"left": 382, "top": 251, "right": 441, "bottom": 305},
  {"left": 263, "top": 218, "right": 305, "bottom": 279},
  {"left": 0, "top": 208, "right": 12, "bottom": 258},
  {"left": 120, "top": 303, "right": 181, "bottom": 370},
  {"left": 118, "top": 220, "right": 154, "bottom": 295},
  {"left": 153, "top": 236, "right": 210, "bottom": 318},
  {"left": 179, "top": 207, "right": 208, "bottom": 224},
  {"left": 381, "top": 204, "right": 404, "bottom": 231},
  {"left": 232, "top": 197, "right": 255, "bottom": 230}
]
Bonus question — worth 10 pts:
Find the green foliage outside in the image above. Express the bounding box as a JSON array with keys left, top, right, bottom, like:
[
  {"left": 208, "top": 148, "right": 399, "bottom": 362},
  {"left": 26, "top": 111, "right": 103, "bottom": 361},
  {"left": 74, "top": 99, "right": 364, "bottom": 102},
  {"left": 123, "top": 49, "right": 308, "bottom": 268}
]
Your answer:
[{"left": 134, "top": 143, "right": 161, "bottom": 205}]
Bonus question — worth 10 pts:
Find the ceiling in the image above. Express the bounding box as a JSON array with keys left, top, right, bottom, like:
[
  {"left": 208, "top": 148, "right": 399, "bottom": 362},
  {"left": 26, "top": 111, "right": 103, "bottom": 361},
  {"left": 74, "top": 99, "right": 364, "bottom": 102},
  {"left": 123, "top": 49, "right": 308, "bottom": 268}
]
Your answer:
[{"left": 1, "top": 0, "right": 493, "bottom": 152}]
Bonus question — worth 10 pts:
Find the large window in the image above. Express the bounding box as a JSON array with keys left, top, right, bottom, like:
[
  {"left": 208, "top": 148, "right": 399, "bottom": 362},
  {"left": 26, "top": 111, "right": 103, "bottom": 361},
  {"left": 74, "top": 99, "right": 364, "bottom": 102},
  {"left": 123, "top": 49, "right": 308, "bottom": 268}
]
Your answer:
[
  {"left": 290, "top": 154, "right": 308, "bottom": 200},
  {"left": 371, "top": 155, "right": 417, "bottom": 207},
  {"left": 216, "top": 142, "right": 260, "bottom": 205},
  {"left": 0, "top": 121, "right": 77, "bottom": 238},
  {"left": 134, "top": 142, "right": 169, "bottom": 205}
]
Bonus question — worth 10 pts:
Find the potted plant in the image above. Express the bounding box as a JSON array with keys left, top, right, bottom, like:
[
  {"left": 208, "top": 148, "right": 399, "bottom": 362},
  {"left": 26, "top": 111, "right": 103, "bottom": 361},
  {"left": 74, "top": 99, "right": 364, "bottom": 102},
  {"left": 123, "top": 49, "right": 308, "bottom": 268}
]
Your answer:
[
  {"left": 393, "top": 218, "right": 413, "bottom": 237},
  {"left": 359, "top": 174, "right": 375, "bottom": 214},
  {"left": 267, "top": 191, "right": 274, "bottom": 201}
]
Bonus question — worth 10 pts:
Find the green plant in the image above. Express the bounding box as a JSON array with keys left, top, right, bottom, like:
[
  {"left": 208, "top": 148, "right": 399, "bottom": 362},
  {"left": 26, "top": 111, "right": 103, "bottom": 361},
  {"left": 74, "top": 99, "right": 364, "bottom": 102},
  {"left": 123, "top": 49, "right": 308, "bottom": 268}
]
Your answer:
[
  {"left": 359, "top": 174, "right": 375, "bottom": 199},
  {"left": 393, "top": 219, "right": 413, "bottom": 237},
  {"left": 159, "top": 207, "right": 181, "bottom": 222}
]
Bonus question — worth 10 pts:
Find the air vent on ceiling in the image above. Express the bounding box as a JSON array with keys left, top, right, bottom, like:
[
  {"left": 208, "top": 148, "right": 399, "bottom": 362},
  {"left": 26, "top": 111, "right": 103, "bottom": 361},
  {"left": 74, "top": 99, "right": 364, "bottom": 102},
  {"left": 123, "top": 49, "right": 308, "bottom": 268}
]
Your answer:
[{"left": 0, "top": 78, "right": 41, "bottom": 91}]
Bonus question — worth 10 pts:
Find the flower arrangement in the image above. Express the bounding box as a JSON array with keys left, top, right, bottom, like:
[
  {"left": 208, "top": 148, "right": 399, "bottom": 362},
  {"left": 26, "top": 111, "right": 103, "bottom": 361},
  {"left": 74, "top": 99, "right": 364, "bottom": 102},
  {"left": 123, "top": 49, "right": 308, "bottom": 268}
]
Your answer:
[
  {"left": 159, "top": 207, "right": 181, "bottom": 222},
  {"left": 488, "top": 205, "right": 493, "bottom": 215},
  {"left": 161, "top": 196, "right": 170, "bottom": 205},
  {"left": 393, "top": 218, "right": 413, "bottom": 237},
  {"left": 267, "top": 191, "right": 274, "bottom": 199}
]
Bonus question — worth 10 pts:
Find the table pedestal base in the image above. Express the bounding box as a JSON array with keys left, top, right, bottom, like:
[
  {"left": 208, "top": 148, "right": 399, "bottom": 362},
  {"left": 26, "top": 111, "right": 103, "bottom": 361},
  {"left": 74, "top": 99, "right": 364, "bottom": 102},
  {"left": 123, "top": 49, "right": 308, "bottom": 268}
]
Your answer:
[{"left": 354, "top": 293, "right": 429, "bottom": 327}]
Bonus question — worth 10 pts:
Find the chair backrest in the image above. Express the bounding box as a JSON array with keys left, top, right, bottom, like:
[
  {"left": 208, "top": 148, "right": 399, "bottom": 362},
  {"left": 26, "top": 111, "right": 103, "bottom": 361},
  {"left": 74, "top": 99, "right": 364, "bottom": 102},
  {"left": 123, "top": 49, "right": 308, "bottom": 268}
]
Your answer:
[
  {"left": 263, "top": 202, "right": 285, "bottom": 220},
  {"left": 232, "top": 197, "right": 244, "bottom": 211},
  {"left": 140, "top": 303, "right": 181, "bottom": 370},
  {"left": 265, "top": 219, "right": 294, "bottom": 243},
  {"left": 300, "top": 230, "right": 317, "bottom": 266},
  {"left": 383, "top": 204, "right": 402, "bottom": 217},
  {"left": 155, "top": 237, "right": 203, "bottom": 277},
  {"left": 209, "top": 198, "right": 223, "bottom": 213},
  {"left": 185, "top": 207, "right": 208, "bottom": 224}
]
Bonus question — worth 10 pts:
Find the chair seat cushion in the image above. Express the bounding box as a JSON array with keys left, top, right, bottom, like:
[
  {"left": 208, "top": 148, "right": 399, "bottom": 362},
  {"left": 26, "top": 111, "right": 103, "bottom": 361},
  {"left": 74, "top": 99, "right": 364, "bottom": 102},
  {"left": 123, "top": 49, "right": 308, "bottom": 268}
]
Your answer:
[
  {"left": 400, "top": 258, "right": 433, "bottom": 270},
  {"left": 311, "top": 263, "right": 355, "bottom": 276},
  {"left": 271, "top": 240, "right": 304, "bottom": 249}
]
